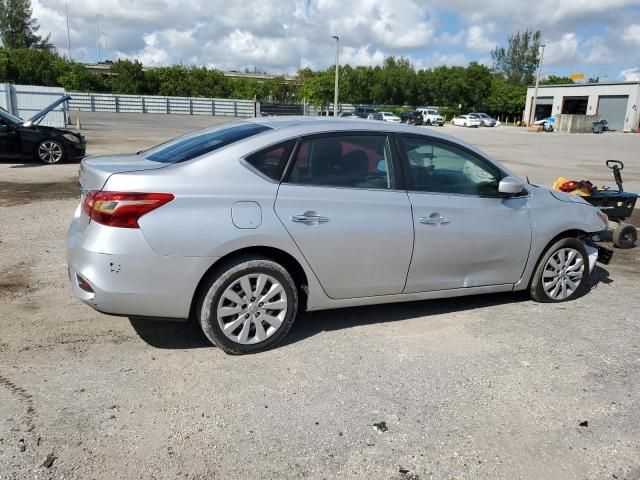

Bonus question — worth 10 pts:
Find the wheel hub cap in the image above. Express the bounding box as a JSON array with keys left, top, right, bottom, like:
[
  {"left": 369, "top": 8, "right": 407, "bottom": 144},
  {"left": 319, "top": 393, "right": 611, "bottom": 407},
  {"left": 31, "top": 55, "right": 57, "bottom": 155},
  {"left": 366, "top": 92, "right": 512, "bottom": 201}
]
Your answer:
[
  {"left": 542, "top": 247, "right": 585, "bottom": 300},
  {"left": 216, "top": 273, "right": 287, "bottom": 345}
]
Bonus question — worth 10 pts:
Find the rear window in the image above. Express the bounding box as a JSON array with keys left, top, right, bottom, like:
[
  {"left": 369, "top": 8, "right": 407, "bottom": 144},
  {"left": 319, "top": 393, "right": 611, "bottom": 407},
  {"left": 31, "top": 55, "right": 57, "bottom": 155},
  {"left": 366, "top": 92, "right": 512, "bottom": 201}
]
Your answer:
[{"left": 144, "top": 122, "right": 271, "bottom": 163}]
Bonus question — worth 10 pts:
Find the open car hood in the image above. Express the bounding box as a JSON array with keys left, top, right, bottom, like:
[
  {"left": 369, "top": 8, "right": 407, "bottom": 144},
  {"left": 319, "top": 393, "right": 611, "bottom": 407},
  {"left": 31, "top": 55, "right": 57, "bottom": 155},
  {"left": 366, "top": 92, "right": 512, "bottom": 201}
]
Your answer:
[{"left": 24, "top": 94, "right": 71, "bottom": 125}]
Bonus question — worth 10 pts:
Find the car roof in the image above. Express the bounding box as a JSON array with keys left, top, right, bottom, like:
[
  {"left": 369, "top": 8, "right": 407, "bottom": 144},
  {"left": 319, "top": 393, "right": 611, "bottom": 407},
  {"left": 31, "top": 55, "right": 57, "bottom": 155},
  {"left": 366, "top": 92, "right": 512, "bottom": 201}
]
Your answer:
[{"left": 244, "top": 115, "right": 467, "bottom": 143}]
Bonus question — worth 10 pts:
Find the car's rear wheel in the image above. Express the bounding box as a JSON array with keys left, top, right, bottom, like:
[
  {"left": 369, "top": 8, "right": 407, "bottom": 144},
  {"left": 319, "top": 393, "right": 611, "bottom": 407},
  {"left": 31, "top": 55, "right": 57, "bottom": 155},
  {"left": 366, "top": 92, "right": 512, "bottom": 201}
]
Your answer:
[
  {"left": 530, "top": 238, "right": 589, "bottom": 303},
  {"left": 36, "top": 140, "right": 65, "bottom": 164},
  {"left": 198, "top": 257, "right": 298, "bottom": 354}
]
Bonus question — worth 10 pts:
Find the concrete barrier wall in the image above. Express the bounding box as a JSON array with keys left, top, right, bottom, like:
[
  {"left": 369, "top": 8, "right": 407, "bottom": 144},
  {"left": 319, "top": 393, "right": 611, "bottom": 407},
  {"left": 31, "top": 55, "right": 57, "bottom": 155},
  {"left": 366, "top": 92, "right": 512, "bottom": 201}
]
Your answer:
[
  {"left": 68, "top": 92, "right": 256, "bottom": 118},
  {"left": 556, "top": 114, "right": 599, "bottom": 133}
]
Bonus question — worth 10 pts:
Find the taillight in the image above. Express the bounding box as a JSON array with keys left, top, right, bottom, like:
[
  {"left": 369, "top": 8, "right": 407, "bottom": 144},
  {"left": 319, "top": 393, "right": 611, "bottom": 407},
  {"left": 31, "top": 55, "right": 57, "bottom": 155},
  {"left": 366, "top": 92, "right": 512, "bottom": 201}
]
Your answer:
[{"left": 83, "top": 191, "right": 174, "bottom": 228}]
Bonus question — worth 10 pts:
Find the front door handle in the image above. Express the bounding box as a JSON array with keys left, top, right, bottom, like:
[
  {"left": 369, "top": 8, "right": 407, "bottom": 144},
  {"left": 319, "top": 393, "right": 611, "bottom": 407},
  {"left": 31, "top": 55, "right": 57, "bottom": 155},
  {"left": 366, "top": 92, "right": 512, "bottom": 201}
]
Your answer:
[
  {"left": 291, "top": 211, "right": 330, "bottom": 225},
  {"left": 419, "top": 213, "right": 450, "bottom": 226}
]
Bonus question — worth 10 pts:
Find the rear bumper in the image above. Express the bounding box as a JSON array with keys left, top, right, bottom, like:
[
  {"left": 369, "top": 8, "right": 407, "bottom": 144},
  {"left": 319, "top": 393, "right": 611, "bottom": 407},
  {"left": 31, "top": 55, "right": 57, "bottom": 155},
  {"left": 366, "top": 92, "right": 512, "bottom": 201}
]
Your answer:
[{"left": 66, "top": 212, "right": 215, "bottom": 319}]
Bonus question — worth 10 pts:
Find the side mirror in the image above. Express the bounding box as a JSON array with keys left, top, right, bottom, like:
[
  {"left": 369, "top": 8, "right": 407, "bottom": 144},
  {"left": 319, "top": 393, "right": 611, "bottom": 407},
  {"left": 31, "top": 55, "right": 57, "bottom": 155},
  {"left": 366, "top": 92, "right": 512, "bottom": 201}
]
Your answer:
[
  {"left": 498, "top": 176, "right": 525, "bottom": 195},
  {"left": 376, "top": 160, "right": 387, "bottom": 173},
  {"left": 22, "top": 120, "right": 33, "bottom": 128}
]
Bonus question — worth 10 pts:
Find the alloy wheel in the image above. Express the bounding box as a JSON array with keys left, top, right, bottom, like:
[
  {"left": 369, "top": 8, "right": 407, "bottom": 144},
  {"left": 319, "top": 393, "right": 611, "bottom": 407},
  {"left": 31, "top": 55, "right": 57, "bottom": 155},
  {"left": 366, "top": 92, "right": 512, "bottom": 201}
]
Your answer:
[
  {"left": 38, "top": 141, "right": 63, "bottom": 164},
  {"left": 216, "top": 273, "right": 288, "bottom": 345},
  {"left": 542, "top": 247, "right": 585, "bottom": 300}
]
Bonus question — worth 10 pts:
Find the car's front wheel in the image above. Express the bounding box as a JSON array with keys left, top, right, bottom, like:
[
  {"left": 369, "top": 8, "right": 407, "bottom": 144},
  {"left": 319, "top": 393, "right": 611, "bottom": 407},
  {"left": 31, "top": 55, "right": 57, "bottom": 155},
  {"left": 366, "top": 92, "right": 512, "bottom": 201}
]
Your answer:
[
  {"left": 36, "top": 139, "right": 66, "bottom": 164},
  {"left": 530, "top": 238, "right": 589, "bottom": 303},
  {"left": 198, "top": 257, "right": 298, "bottom": 354}
]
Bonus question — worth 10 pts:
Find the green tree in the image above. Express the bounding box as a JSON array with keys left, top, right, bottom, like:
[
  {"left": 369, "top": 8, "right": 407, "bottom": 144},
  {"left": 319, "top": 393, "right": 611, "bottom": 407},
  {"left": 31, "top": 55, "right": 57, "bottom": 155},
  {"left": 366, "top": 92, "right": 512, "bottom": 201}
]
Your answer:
[
  {"left": 108, "top": 60, "right": 148, "bottom": 94},
  {"left": 485, "top": 76, "right": 527, "bottom": 118},
  {"left": 491, "top": 30, "right": 542, "bottom": 86},
  {"left": 0, "top": 0, "right": 51, "bottom": 49},
  {"left": 541, "top": 75, "right": 574, "bottom": 85}
]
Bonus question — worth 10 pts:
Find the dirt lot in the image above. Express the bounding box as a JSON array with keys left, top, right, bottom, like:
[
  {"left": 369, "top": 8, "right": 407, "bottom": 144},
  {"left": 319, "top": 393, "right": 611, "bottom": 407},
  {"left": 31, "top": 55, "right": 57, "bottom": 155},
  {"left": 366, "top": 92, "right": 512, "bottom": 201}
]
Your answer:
[{"left": 1, "top": 113, "right": 639, "bottom": 480}]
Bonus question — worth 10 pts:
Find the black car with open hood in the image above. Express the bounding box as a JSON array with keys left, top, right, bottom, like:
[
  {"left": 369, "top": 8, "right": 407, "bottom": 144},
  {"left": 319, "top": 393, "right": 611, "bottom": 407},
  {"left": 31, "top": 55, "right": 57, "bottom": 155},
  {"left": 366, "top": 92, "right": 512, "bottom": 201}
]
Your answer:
[{"left": 0, "top": 95, "right": 86, "bottom": 164}]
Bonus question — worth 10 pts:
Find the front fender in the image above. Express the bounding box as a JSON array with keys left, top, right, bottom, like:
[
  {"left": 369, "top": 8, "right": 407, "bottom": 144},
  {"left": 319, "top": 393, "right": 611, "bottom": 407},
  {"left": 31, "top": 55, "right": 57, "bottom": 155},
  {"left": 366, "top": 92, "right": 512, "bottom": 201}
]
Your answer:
[{"left": 514, "top": 188, "right": 605, "bottom": 290}]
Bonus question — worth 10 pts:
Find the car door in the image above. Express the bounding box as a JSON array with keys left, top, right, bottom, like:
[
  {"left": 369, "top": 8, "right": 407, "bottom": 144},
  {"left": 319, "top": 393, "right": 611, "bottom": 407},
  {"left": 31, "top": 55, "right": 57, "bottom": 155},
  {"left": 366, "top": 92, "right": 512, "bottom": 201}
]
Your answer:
[
  {"left": 399, "top": 135, "right": 532, "bottom": 293},
  {"left": 0, "top": 118, "right": 20, "bottom": 159},
  {"left": 274, "top": 132, "right": 414, "bottom": 299}
]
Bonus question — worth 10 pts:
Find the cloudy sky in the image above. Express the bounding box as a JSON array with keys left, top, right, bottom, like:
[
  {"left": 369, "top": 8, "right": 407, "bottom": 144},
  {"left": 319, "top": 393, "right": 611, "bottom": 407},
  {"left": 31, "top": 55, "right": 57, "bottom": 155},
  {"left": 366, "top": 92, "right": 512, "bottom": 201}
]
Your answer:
[{"left": 34, "top": 0, "right": 640, "bottom": 80}]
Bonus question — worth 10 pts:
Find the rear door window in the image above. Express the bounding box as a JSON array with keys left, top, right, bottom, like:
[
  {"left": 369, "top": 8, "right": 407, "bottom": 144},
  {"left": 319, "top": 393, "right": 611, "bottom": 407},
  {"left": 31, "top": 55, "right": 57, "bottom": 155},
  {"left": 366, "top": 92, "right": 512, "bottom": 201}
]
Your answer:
[
  {"left": 286, "top": 134, "right": 395, "bottom": 190},
  {"left": 244, "top": 140, "right": 296, "bottom": 181}
]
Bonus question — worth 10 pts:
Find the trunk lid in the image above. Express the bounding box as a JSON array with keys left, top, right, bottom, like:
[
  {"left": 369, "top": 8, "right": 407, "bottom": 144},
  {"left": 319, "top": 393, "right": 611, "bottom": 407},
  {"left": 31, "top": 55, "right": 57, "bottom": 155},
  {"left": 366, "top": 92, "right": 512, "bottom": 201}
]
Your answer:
[
  {"left": 77, "top": 154, "right": 170, "bottom": 231},
  {"left": 79, "top": 154, "right": 169, "bottom": 191}
]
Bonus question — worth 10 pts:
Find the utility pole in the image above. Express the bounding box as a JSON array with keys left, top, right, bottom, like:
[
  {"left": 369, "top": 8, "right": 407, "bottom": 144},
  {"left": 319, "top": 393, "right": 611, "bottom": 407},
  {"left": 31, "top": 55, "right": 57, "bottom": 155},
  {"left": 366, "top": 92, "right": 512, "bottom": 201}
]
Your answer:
[
  {"left": 102, "top": 32, "right": 108, "bottom": 53},
  {"left": 529, "top": 43, "right": 546, "bottom": 126},
  {"left": 332, "top": 35, "right": 339, "bottom": 117},
  {"left": 65, "top": 2, "right": 71, "bottom": 60},
  {"left": 96, "top": 15, "right": 102, "bottom": 63}
]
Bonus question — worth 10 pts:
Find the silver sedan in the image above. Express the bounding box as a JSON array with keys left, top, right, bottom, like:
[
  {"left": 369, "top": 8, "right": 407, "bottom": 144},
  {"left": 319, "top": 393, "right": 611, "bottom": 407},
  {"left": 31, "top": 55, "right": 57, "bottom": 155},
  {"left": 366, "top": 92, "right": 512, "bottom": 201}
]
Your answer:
[{"left": 67, "top": 117, "right": 608, "bottom": 354}]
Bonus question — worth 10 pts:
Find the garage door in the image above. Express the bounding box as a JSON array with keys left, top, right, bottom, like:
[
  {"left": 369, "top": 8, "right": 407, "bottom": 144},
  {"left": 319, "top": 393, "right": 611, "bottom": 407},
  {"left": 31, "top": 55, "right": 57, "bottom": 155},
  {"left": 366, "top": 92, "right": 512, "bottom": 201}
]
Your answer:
[{"left": 598, "top": 95, "right": 628, "bottom": 131}]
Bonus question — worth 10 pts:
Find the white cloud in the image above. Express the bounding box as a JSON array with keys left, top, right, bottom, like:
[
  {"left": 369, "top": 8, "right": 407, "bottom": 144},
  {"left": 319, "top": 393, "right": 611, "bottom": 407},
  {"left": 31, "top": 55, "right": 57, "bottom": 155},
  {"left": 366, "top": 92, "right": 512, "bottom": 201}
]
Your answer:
[
  {"left": 340, "top": 46, "right": 386, "bottom": 66},
  {"left": 623, "top": 24, "right": 640, "bottom": 44},
  {"left": 619, "top": 67, "right": 640, "bottom": 81},
  {"left": 544, "top": 33, "right": 580, "bottom": 66},
  {"left": 465, "top": 24, "right": 496, "bottom": 52},
  {"left": 25, "top": 0, "right": 640, "bottom": 79}
]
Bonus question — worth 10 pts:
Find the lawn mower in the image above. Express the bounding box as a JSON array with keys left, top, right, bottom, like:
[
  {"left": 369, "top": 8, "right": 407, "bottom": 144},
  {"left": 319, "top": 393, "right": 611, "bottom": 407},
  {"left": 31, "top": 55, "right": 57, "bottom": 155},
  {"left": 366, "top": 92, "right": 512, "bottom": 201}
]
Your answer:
[{"left": 553, "top": 160, "right": 638, "bottom": 249}]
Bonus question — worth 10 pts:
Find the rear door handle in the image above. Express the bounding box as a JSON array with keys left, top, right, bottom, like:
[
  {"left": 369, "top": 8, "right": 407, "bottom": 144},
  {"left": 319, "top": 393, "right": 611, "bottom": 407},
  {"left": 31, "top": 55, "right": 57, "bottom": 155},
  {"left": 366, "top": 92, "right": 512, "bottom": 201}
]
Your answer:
[
  {"left": 419, "top": 213, "right": 450, "bottom": 226},
  {"left": 291, "top": 212, "right": 330, "bottom": 225}
]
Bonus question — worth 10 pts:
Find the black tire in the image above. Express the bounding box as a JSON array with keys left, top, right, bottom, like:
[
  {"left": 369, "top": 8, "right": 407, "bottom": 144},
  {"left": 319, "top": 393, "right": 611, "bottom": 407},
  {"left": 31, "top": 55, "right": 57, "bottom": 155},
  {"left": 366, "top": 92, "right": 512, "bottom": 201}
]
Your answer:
[
  {"left": 197, "top": 256, "right": 298, "bottom": 354},
  {"left": 529, "top": 237, "right": 590, "bottom": 303},
  {"left": 35, "top": 139, "right": 66, "bottom": 164},
  {"left": 426, "top": 119, "right": 432, "bottom": 126},
  {"left": 612, "top": 223, "right": 637, "bottom": 249}
]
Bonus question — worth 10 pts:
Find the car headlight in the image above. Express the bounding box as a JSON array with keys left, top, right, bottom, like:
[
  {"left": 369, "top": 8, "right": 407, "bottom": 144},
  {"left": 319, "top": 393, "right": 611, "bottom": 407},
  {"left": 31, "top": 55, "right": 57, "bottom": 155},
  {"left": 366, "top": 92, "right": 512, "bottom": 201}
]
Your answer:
[{"left": 63, "top": 133, "right": 80, "bottom": 143}]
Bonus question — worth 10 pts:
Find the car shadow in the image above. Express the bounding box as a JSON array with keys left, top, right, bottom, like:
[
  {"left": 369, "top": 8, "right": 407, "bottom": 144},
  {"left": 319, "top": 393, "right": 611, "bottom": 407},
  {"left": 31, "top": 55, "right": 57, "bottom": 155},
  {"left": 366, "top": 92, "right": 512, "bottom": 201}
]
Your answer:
[
  {"left": 128, "top": 317, "right": 211, "bottom": 349},
  {"left": 128, "top": 266, "right": 614, "bottom": 351},
  {"left": 128, "top": 292, "right": 528, "bottom": 350},
  {"left": 281, "top": 292, "right": 528, "bottom": 347}
]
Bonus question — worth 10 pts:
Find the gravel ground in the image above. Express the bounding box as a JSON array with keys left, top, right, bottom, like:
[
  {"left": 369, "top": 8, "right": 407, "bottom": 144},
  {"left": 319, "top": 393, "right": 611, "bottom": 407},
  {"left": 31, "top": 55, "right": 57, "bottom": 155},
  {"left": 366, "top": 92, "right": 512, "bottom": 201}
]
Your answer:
[{"left": 0, "top": 113, "right": 639, "bottom": 480}]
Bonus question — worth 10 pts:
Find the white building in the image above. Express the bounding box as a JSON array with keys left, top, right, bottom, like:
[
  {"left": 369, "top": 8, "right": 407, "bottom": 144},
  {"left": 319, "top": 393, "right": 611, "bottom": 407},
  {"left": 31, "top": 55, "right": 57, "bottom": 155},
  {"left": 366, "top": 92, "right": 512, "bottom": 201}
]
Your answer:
[{"left": 525, "top": 81, "right": 640, "bottom": 132}]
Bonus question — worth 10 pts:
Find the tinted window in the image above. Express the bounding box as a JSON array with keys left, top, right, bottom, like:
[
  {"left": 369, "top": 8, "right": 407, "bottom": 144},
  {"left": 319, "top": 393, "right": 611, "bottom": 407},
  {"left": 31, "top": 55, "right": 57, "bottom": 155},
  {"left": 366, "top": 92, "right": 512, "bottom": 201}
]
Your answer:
[
  {"left": 403, "top": 136, "right": 501, "bottom": 196},
  {"left": 244, "top": 140, "right": 296, "bottom": 181},
  {"left": 287, "top": 135, "right": 395, "bottom": 190},
  {"left": 144, "top": 122, "right": 271, "bottom": 163}
]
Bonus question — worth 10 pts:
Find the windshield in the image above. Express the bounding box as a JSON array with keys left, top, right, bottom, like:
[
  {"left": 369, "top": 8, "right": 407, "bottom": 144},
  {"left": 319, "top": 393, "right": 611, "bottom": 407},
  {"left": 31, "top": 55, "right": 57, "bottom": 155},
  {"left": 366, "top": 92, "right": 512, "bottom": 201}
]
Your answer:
[
  {"left": 144, "top": 122, "right": 271, "bottom": 163},
  {"left": 428, "top": 110, "right": 439, "bottom": 115},
  {"left": 0, "top": 108, "right": 23, "bottom": 124}
]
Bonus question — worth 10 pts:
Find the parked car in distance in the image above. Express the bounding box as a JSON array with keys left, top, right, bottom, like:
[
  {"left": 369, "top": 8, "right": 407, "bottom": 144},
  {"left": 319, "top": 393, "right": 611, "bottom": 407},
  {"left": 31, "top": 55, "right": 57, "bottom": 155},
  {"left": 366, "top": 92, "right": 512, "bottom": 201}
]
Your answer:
[
  {"left": 400, "top": 111, "right": 424, "bottom": 125},
  {"left": 452, "top": 115, "right": 482, "bottom": 127},
  {"left": 0, "top": 95, "right": 85, "bottom": 164},
  {"left": 367, "top": 112, "right": 383, "bottom": 121},
  {"left": 380, "top": 112, "right": 401, "bottom": 123},
  {"left": 416, "top": 108, "right": 444, "bottom": 126},
  {"left": 469, "top": 112, "right": 497, "bottom": 127},
  {"left": 354, "top": 106, "right": 378, "bottom": 118},
  {"left": 68, "top": 117, "right": 609, "bottom": 354},
  {"left": 338, "top": 111, "right": 358, "bottom": 118}
]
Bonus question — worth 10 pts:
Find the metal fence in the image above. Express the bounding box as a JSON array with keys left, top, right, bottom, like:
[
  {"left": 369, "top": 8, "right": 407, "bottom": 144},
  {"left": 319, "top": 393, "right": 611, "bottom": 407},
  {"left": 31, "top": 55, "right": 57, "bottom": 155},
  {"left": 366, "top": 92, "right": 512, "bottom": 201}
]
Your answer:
[
  {"left": 68, "top": 92, "right": 256, "bottom": 117},
  {"left": 1, "top": 83, "right": 67, "bottom": 127}
]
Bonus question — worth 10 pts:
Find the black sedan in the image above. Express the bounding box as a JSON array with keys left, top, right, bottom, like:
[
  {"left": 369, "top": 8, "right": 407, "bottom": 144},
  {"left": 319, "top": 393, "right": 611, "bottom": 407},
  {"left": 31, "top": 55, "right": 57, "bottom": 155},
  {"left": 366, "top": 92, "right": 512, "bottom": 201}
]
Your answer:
[
  {"left": 0, "top": 95, "right": 85, "bottom": 164},
  {"left": 400, "top": 111, "right": 424, "bottom": 125}
]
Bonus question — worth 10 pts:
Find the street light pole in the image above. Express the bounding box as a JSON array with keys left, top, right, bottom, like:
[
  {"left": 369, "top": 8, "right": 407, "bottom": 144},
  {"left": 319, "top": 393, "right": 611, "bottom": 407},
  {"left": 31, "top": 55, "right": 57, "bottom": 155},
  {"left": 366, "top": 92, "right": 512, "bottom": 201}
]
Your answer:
[
  {"left": 332, "top": 35, "right": 339, "bottom": 117},
  {"left": 529, "top": 43, "right": 546, "bottom": 126},
  {"left": 96, "top": 15, "right": 102, "bottom": 63}
]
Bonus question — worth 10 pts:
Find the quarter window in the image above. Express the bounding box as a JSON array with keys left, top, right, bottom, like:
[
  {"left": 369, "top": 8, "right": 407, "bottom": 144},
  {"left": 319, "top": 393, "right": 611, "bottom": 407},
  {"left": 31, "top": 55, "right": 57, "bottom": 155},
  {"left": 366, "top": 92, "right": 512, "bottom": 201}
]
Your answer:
[
  {"left": 244, "top": 140, "right": 296, "bottom": 181},
  {"left": 287, "top": 135, "right": 395, "bottom": 189},
  {"left": 403, "top": 136, "right": 501, "bottom": 196}
]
